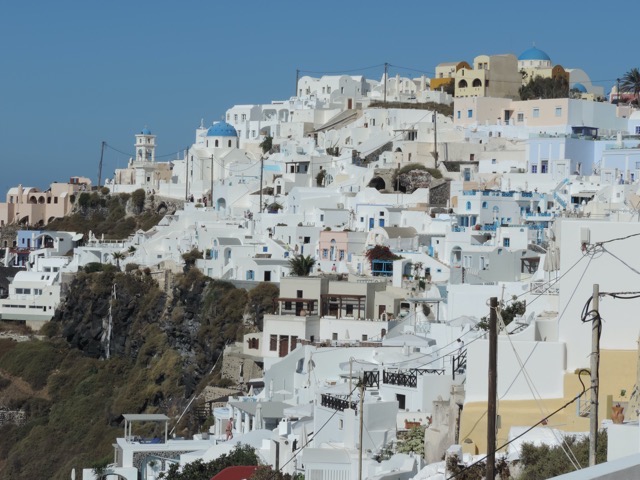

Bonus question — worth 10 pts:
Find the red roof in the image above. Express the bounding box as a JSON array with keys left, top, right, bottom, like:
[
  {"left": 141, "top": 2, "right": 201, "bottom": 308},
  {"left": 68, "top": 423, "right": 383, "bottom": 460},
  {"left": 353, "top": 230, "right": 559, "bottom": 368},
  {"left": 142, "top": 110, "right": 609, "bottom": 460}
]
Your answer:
[{"left": 210, "top": 466, "right": 259, "bottom": 480}]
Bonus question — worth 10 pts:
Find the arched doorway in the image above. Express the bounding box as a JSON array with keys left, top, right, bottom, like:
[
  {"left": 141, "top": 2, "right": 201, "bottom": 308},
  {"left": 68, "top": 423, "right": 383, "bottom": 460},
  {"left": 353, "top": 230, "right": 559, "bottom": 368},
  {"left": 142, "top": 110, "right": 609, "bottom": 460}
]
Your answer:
[{"left": 368, "top": 177, "right": 386, "bottom": 190}]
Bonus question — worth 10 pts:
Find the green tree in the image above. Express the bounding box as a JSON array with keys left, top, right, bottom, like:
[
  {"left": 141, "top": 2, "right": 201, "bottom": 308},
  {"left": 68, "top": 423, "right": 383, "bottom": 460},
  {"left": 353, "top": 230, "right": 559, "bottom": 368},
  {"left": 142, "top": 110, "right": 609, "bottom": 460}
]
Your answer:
[
  {"left": 248, "top": 282, "right": 280, "bottom": 329},
  {"left": 111, "top": 251, "right": 126, "bottom": 269},
  {"left": 259, "top": 136, "right": 273, "bottom": 155},
  {"left": 182, "top": 248, "right": 203, "bottom": 272},
  {"left": 621, "top": 68, "right": 640, "bottom": 105},
  {"left": 478, "top": 295, "right": 526, "bottom": 330},
  {"left": 159, "top": 443, "right": 260, "bottom": 480},
  {"left": 288, "top": 255, "right": 316, "bottom": 276},
  {"left": 397, "top": 426, "right": 426, "bottom": 454},
  {"left": 519, "top": 430, "right": 607, "bottom": 479},
  {"left": 519, "top": 75, "right": 569, "bottom": 100},
  {"left": 131, "top": 189, "right": 146, "bottom": 213},
  {"left": 249, "top": 465, "right": 302, "bottom": 480}
]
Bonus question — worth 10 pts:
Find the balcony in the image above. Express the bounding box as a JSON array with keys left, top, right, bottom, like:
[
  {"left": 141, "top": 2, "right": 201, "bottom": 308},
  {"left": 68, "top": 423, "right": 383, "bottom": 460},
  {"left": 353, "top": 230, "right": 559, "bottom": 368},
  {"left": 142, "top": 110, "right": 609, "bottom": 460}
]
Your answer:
[{"left": 320, "top": 394, "right": 357, "bottom": 411}]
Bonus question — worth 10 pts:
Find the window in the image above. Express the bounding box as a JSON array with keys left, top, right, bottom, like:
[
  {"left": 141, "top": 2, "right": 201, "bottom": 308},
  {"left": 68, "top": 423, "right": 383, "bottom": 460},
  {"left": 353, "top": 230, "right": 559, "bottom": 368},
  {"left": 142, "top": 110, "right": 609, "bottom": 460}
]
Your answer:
[
  {"left": 467, "top": 109, "right": 473, "bottom": 118},
  {"left": 636, "top": 126, "right": 640, "bottom": 135},
  {"left": 322, "top": 249, "right": 328, "bottom": 258},
  {"left": 241, "top": 114, "right": 246, "bottom": 121},
  {"left": 396, "top": 394, "right": 406, "bottom": 410},
  {"left": 532, "top": 165, "right": 538, "bottom": 173},
  {"left": 362, "top": 334, "right": 368, "bottom": 341},
  {"left": 555, "top": 107, "right": 562, "bottom": 117},
  {"left": 332, "top": 333, "right": 338, "bottom": 341},
  {"left": 466, "top": 201, "right": 471, "bottom": 210},
  {"left": 379, "top": 218, "right": 385, "bottom": 227},
  {"left": 457, "top": 111, "right": 461, "bottom": 119},
  {"left": 482, "top": 201, "right": 488, "bottom": 209},
  {"left": 491, "top": 159, "right": 496, "bottom": 164},
  {"left": 339, "top": 419, "right": 344, "bottom": 430},
  {"left": 234, "top": 114, "right": 238, "bottom": 122},
  {"left": 379, "top": 211, "right": 385, "bottom": 216},
  {"left": 532, "top": 108, "right": 540, "bottom": 118},
  {"left": 290, "top": 336, "right": 298, "bottom": 351},
  {"left": 297, "top": 290, "right": 303, "bottom": 298},
  {"left": 270, "top": 335, "right": 277, "bottom": 351},
  {"left": 517, "top": 113, "right": 524, "bottom": 122},
  {"left": 339, "top": 250, "right": 345, "bottom": 260},
  {"left": 503, "top": 238, "right": 510, "bottom": 247}
]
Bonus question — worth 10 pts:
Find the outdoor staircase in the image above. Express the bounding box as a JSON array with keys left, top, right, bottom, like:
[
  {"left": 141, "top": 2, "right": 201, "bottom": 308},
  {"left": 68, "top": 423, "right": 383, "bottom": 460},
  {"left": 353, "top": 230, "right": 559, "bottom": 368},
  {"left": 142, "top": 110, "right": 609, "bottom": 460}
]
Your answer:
[{"left": 552, "top": 178, "right": 570, "bottom": 209}]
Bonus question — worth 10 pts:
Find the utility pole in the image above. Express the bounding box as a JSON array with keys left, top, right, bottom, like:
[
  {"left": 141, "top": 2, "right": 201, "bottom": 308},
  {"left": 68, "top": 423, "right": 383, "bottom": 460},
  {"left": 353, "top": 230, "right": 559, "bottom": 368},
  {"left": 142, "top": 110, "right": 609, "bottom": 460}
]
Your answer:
[
  {"left": 259, "top": 155, "right": 264, "bottom": 213},
  {"left": 210, "top": 154, "right": 214, "bottom": 207},
  {"left": 487, "top": 296, "right": 498, "bottom": 480},
  {"left": 97, "top": 141, "right": 106, "bottom": 188},
  {"left": 295, "top": 69, "right": 300, "bottom": 97},
  {"left": 433, "top": 111, "right": 438, "bottom": 167},
  {"left": 185, "top": 147, "right": 190, "bottom": 201},
  {"left": 589, "top": 284, "right": 600, "bottom": 467},
  {"left": 383, "top": 63, "right": 389, "bottom": 104},
  {"left": 358, "top": 381, "right": 365, "bottom": 480}
]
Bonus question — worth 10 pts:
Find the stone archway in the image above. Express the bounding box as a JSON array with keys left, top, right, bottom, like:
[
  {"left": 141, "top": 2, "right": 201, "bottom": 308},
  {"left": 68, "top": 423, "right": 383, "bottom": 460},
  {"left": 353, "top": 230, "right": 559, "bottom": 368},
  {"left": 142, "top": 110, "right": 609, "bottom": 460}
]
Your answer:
[{"left": 368, "top": 176, "right": 386, "bottom": 191}]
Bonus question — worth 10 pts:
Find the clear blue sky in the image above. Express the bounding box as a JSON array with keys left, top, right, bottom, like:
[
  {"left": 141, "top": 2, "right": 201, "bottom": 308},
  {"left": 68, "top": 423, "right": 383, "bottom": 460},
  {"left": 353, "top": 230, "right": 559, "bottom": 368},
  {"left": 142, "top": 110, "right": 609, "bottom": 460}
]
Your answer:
[{"left": 0, "top": 1, "right": 632, "bottom": 193}]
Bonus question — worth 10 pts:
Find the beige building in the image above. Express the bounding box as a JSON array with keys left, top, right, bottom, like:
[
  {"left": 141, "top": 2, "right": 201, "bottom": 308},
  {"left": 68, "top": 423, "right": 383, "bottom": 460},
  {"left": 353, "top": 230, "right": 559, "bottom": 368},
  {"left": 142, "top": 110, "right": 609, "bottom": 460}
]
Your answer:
[
  {"left": 0, "top": 177, "right": 91, "bottom": 227},
  {"left": 453, "top": 96, "right": 627, "bottom": 134},
  {"left": 454, "top": 54, "right": 521, "bottom": 100},
  {"left": 431, "top": 61, "right": 470, "bottom": 91}
]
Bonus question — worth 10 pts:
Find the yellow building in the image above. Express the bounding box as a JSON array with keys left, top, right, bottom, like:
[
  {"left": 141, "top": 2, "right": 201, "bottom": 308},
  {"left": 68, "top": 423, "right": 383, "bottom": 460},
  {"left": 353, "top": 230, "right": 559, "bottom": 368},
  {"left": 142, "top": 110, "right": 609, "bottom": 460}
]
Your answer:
[
  {"left": 454, "top": 54, "right": 521, "bottom": 100},
  {"left": 431, "top": 61, "right": 470, "bottom": 91},
  {"left": 460, "top": 348, "right": 636, "bottom": 455}
]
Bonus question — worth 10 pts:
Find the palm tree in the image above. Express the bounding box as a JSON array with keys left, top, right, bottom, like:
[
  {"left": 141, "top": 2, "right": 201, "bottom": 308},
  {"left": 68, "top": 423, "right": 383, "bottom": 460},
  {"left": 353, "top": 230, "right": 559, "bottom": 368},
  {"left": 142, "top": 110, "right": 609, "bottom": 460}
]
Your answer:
[
  {"left": 111, "top": 251, "right": 126, "bottom": 269},
  {"left": 621, "top": 68, "right": 640, "bottom": 105},
  {"left": 288, "top": 255, "right": 316, "bottom": 276}
]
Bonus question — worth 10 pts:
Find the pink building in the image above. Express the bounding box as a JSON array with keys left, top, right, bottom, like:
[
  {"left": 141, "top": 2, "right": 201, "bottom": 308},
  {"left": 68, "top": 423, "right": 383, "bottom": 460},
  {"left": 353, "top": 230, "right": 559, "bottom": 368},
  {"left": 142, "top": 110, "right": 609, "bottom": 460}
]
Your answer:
[{"left": 0, "top": 177, "right": 91, "bottom": 227}]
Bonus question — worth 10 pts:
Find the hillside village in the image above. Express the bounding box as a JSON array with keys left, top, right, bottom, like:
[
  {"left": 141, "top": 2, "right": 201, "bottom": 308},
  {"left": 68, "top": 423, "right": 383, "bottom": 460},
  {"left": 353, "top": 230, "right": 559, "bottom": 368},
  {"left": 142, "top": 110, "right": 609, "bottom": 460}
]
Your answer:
[{"left": 2, "top": 47, "right": 640, "bottom": 479}]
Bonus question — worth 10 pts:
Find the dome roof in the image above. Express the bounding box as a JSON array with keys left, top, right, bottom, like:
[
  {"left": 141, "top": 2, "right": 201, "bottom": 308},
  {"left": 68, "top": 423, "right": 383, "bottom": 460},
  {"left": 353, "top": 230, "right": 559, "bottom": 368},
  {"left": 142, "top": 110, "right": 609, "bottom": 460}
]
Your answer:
[
  {"left": 518, "top": 46, "right": 551, "bottom": 62},
  {"left": 572, "top": 83, "right": 587, "bottom": 93},
  {"left": 207, "top": 121, "right": 237, "bottom": 137},
  {"left": 140, "top": 127, "right": 152, "bottom": 135}
]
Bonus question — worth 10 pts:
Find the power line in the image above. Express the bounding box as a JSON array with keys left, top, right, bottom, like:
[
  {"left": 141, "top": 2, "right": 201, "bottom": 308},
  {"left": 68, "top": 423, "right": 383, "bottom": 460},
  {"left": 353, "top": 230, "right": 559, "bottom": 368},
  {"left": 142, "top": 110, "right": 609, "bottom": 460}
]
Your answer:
[
  {"left": 446, "top": 386, "right": 593, "bottom": 480},
  {"left": 104, "top": 142, "right": 185, "bottom": 160},
  {"left": 298, "top": 64, "right": 385, "bottom": 75}
]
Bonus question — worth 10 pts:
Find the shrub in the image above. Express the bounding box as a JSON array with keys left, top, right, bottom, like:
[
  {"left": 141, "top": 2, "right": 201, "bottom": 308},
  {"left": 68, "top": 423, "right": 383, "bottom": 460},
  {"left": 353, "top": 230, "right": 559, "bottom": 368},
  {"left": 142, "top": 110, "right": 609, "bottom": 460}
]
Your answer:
[
  {"left": 100, "top": 187, "right": 110, "bottom": 195},
  {"left": 125, "top": 263, "right": 139, "bottom": 273},
  {"left": 131, "top": 189, "right": 146, "bottom": 212},
  {"left": 82, "top": 263, "right": 104, "bottom": 274}
]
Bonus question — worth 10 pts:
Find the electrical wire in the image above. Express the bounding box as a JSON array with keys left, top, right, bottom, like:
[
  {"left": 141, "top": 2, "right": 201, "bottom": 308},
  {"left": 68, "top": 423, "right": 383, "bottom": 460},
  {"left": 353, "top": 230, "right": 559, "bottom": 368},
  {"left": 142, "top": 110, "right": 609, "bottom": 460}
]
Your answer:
[
  {"left": 269, "top": 384, "right": 360, "bottom": 478},
  {"left": 446, "top": 386, "right": 593, "bottom": 480},
  {"left": 494, "top": 307, "right": 583, "bottom": 470},
  {"left": 299, "top": 64, "right": 385, "bottom": 75}
]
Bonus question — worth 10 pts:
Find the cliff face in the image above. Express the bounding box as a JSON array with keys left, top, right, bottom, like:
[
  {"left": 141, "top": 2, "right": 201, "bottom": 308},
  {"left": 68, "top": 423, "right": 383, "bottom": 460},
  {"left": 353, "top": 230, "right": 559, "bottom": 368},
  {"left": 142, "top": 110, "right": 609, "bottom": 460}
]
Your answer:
[{"left": 0, "top": 267, "right": 249, "bottom": 480}]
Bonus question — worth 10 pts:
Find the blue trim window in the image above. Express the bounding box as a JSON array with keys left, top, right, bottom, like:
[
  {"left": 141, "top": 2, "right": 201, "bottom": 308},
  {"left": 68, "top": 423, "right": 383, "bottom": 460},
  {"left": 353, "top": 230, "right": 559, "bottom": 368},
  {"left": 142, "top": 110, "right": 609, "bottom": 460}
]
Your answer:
[{"left": 371, "top": 259, "right": 393, "bottom": 277}]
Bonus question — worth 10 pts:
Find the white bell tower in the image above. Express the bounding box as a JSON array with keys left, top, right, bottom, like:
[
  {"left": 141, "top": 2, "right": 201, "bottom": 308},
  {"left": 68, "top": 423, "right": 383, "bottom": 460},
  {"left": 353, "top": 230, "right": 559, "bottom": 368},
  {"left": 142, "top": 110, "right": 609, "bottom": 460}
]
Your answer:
[{"left": 134, "top": 127, "right": 156, "bottom": 162}]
